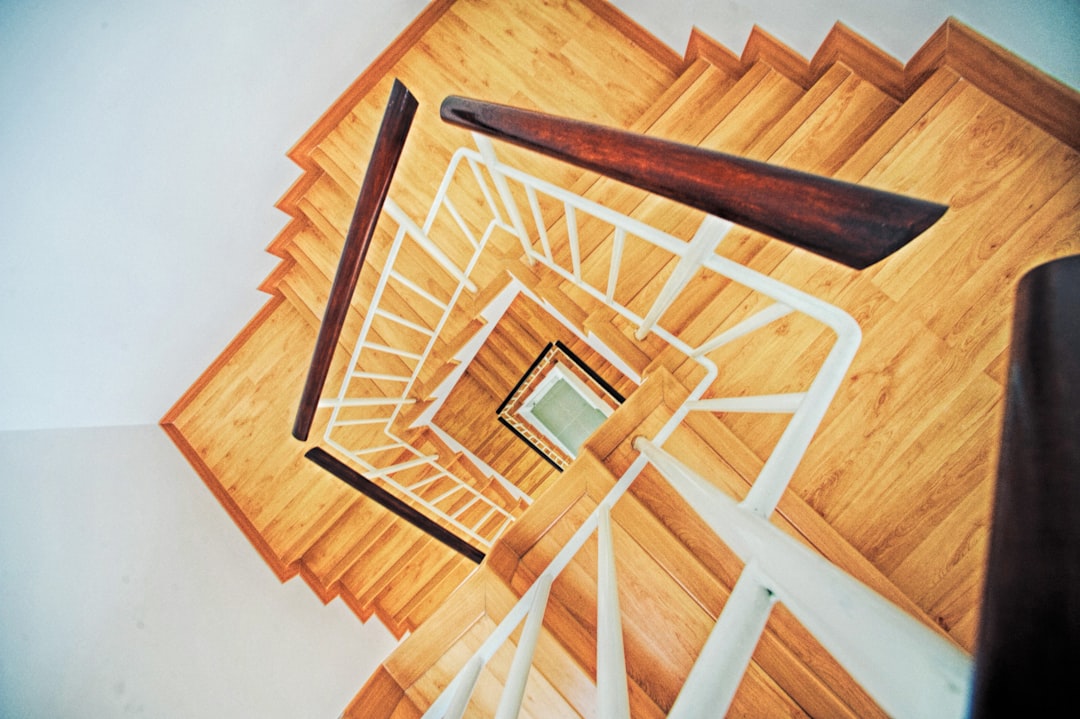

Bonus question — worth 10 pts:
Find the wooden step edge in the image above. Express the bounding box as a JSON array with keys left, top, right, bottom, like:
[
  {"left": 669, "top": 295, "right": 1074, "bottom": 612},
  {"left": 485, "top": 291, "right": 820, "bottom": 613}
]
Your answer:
[
  {"left": 342, "top": 524, "right": 428, "bottom": 612},
  {"left": 748, "top": 62, "right": 856, "bottom": 161},
  {"left": 398, "top": 554, "right": 473, "bottom": 631},
  {"left": 686, "top": 22, "right": 903, "bottom": 104},
  {"left": 158, "top": 420, "right": 298, "bottom": 583},
  {"left": 304, "top": 508, "right": 399, "bottom": 592},
  {"left": 685, "top": 16, "right": 1079, "bottom": 151},
  {"left": 586, "top": 366, "right": 691, "bottom": 477},
  {"left": 622, "top": 57, "right": 720, "bottom": 135},
  {"left": 160, "top": 294, "right": 286, "bottom": 427},
  {"left": 536, "top": 277, "right": 589, "bottom": 331},
  {"left": 338, "top": 587, "right": 379, "bottom": 626},
  {"left": 834, "top": 66, "right": 963, "bottom": 184},
  {"left": 276, "top": 275, "right": 322, "bottom": 332},
  {"left": 910, "top": 17, "right": 1080, "bottom": 149},
  {"left": 373, "top": 542, "right": 466, "bottom": 626},
  {"left": 483, "top": 460, "right": 600, "bottom": 584},
  {"left": 296, "top": 561, "right": 339, "bottom": 606},
  {"left": 565, "top": 57, "right": 748, "bottom": 202},
  {"left": 741, "top": 24, "right": 815, "bottom": 89},
  {"left": 255, "top": 254, "right": 294, "bottom": 296},
  {"left": 274, "top": 166, "right": 323, "bottom": 217},
  {"left": 680, "top": 410, "right": 960, "bottom": 646},
  {"left": 265, "top": 216, "right": 304, "bottom": 259},
  {"left": 431, "top": 317, "right": 486, "bottom": 365}
]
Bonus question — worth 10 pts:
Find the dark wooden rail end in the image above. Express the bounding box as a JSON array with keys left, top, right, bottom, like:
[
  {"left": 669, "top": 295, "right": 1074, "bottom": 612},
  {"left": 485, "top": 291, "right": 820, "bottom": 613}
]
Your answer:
[
  {"left": 306, "top": 446, "right": 486, "bottom": 564},
  {"left": 293, "top": 79, "right": 418, "bottom": 441},
  {"left": 440, "top": 95, "right": 947, "bottom": 269}
]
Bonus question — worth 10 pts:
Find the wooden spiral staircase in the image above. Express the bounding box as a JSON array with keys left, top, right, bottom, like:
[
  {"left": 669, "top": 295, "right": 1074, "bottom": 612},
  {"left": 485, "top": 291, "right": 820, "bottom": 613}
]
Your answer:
[{"left": 161, "top": 1, "right": 1079, "bottom": 715}]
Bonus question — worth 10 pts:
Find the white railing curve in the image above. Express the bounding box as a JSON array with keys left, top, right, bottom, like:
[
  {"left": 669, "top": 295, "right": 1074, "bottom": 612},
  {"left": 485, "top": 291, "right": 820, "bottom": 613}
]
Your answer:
[{"left": 414, "top": 136, "right": 973, "bottom": 718}]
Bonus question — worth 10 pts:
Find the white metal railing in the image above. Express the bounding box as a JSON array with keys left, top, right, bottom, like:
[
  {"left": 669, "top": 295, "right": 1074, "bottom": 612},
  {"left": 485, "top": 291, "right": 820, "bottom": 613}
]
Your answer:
[
  {"left": 416, "top": 136, "right": 973, "bottom": 718},
  {"left": 321, "top": 150, "right": 523, "bottom": 549}
]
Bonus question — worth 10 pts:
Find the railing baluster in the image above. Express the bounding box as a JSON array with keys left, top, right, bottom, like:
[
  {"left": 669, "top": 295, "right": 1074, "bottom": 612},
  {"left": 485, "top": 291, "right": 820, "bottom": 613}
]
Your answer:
[
  {"left": 429, "top": 483, "right": 464, "bottom": 507},
  {"left": 352, "top": 442, "right": 407, "bottom": 456},
  {"left": 441, "top": 195, "right": 480, "bottom": 250},
  {"left": 317, "top": 397, "right": 414, "bottom": 409},
  {"left": 332, "top": 417, "right": 391, "bottom": 427},
  {"left": 384, "top": 197, "right": 477, "bottom": 292},
  {"left": 365, "top": 341, "right": 423, "bottom": 361},
  {"left": 668, "top": 562, "right": 776, "bottom": 719},
  {"left": 635, "top": 438, "right": 973, "bottom": 719},
  {"left": 374, "top": 308, "right": 435, "bottom": 336},
  {"left": 351, "top": 371, "right": 411, "bottom": 382},
  {"left": 636, "top": 215, "right": 730, "bottom": 340},
  {"left": 690, "top": 302, "right": 794, "bottom": 358},
  {"left": 525, "top": 185, "right": 553, "bottom": 262},
  {"left": 494, "top": 574, "right": 553, "bottom": 719},
  {"left": 373, "top": 455, "right": 440, "bottom": 476},
  {"left": 444, "top": 655, "right": 485, "bottom": 719},
  {"left": 606, "top": 227, "right": 625, "bottom": 303},
  {"left": 466, "top": 155, "right": 506, "bottom": 229},
  {"left": 597, "top": 505, "right": 632, "bottom": 718},
  {"left": 389, "top": 269, "right": 450, "bottom": 309},
  {"left": 472, "top": 133, "right": 534, "bottom": 264},
  {"left": 406, "top": 473, "right": 446, "bottom": 492},
  {"left": 566, "top": 204, "right": 582, "bottom": 282}
]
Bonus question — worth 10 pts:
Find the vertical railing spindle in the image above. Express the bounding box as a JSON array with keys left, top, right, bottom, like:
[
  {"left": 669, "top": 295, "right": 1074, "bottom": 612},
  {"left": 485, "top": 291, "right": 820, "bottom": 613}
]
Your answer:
[
  {"left": 597, "top": 505, "right": 632, "bottom": 718},
  {"left": 667, "top": 562, "right": 776, "bottom": 719},
  {"left": 472, "top": 133, "right": 534, "bottom": 263},
  {"left": 636, "top": 216, "right": 729, "bottom": 340},
  {"left": 494, "top": 574, "right": 553, "bottom": 719}
]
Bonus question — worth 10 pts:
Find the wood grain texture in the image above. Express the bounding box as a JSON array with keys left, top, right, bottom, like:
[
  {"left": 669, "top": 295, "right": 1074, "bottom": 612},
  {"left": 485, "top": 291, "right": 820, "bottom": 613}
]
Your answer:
[
  {"left": 163, "top": 1, "right": 1080, "bottom": 714},
  {"left": 972, "top": 256, "right": 1080, "bottom": 717}
]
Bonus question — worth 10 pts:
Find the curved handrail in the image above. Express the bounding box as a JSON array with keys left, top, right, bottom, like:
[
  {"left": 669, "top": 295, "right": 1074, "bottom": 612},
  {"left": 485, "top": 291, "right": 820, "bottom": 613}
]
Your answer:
[
  {"left": 293, "top": 79, "right": 418, "bottom": 440},
  {"left": 972, "top": 254, "right": 1080, "bottom": 716},
  {"left": 440, "top": 95, "right": 947, "bottom": 269}
]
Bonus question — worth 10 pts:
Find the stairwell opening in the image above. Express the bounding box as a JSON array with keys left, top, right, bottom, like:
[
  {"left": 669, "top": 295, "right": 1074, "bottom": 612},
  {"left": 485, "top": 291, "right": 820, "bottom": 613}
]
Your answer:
[{"left": 497, "top": 340, "right": 625, "bottom": 470}]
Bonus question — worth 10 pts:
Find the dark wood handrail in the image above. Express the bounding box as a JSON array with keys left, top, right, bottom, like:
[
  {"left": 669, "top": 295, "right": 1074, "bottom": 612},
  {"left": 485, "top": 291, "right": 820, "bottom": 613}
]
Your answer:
[
  {"left": 972, "top": 255, "right": 1079, "bottom": 716},
  {"left": 440, "top": 95, "right": 948, "bottom": 269},
  {"left": 293, "top": 79, "right": 418, "bottom": 441},
  {"left": 305, "top": 447, "right": 486, "bottom": 564}
]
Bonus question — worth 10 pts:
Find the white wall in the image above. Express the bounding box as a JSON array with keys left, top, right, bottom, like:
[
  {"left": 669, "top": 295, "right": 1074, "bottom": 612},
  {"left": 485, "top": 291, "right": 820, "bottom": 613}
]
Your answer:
[{"left": 0, "top": 424, "right": 399, "bottom": 719}]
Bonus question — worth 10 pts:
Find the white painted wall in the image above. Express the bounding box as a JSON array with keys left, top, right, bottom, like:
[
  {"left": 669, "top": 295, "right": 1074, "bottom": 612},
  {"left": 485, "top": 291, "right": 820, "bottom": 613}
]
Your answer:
[
  {"left": 0, "top": 424, "right": 399, "bottom": 719},
  {"left": 0, "top": 0, "right": 429, "bottom": 432}
]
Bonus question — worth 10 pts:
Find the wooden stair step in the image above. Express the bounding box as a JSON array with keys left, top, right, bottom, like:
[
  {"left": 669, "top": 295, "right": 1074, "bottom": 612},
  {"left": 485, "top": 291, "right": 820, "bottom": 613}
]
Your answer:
[
  {"left": 338, "top": 521, "right": 432, "bottom": 631},
  {"left": 300, "top": 494, "right": 399, "bottom": 598},
  {"left": 369, "top": 536, "right": 459, "bottom": 636}
]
